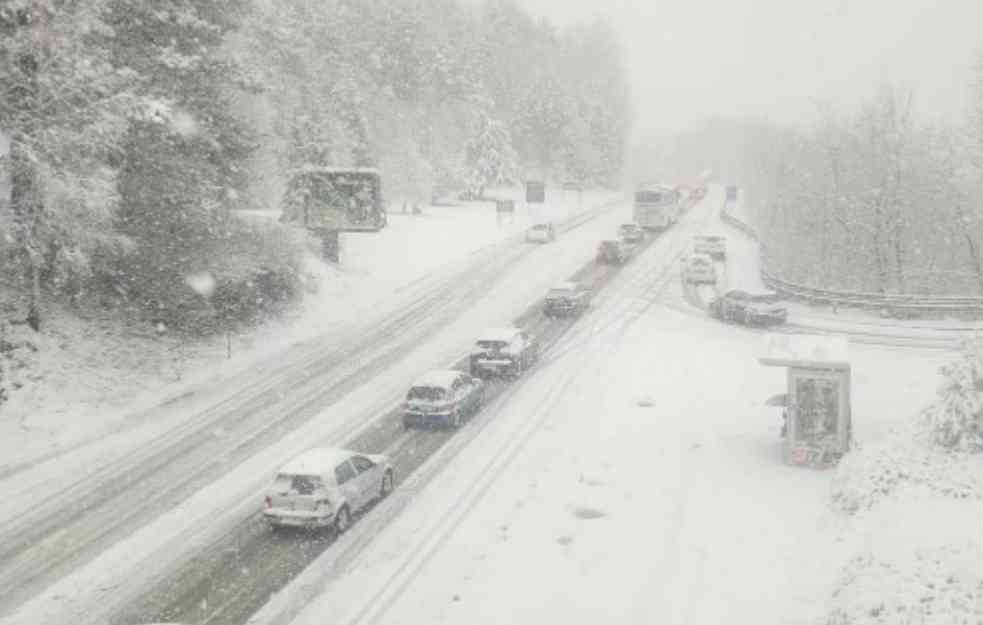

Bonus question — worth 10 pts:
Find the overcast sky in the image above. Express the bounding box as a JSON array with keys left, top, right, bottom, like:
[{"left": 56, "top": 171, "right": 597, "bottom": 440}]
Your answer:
[{"left": 516, "top": 0, "right": 983, "bottom": 134}]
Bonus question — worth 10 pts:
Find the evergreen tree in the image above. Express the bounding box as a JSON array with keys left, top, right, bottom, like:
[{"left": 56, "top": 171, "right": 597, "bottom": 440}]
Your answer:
[{"left": 0, "top": 0, "right": 135, "bottom": 329}]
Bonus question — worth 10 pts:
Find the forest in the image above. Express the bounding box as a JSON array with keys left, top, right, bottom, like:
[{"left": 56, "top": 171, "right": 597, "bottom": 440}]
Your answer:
[
  {"left": 0, "top": 0, "right": 632, "bottom": 335},
  {"left": 642, "top": 72, "right": 983, "bottom": 297}
]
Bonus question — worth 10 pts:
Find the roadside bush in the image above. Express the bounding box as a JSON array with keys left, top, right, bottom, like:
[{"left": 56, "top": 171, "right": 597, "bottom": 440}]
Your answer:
[
  {"left": 831, "top": 430, "right": 983, "bottom": 514},
  {"left": 924, "top": 344, "right": 983, "bottom": 452},
  {"left": 832, "top": 345, "right": 983, "bottom": 513},
  {"left": 105, "top": 216, "right": 305, "bottom": 335}
]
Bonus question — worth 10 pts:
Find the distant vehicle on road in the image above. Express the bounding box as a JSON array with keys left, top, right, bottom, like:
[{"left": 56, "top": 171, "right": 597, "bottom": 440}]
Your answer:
[
  {"left": 618, "top": 223, "right": 645, "bottom": 244},
  {"left": 263, "top": 447, "right": 394, "bottom": 533},
  {"left": 469, "top": 327, "right": 538, "bottom": 379},
  {"left": 403, "top": 370, "right": 485, "bottom": 428},
  {"left": 597, "top": 240, "right": 630, "bottom": 264},
  {"left": 526, "top": 222, "right": 557, "bottom": 243},
  {"left": 681, "top": 253, "right": 716, "bottom": 284},
  {"left": 708, "top": 290, "right": 788, "bottom": 326},
  {"left": 694, "top": 234, "right": 727, "bottom": 259},
  {"left": 544, "top": 281, "right": 591, "bottom": 317},
  {"left": 633, "top": 184, "right": 681, "bottom": 230}
]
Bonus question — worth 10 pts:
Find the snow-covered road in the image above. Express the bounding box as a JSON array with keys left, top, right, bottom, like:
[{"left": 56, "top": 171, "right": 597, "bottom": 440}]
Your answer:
[
  {"left": 265, "top": 206, "right": 948, "bottom": 625},
  {"left": 0, "top": 190, "right": 635, "bottom": 624}
]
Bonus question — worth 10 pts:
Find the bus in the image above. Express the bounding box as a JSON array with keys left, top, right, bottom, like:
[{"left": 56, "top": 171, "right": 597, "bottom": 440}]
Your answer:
[
  {"left": 633, "top": 184, "right": 681, "bottom": 231},
  {"left": 281, "top": 166, "right": 387, "bottom": 232}
]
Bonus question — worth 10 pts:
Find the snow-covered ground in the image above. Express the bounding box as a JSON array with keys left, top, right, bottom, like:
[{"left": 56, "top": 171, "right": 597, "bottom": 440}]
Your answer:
[
  {"left": 0, "top": 188, "right": 608, "bottom": 473},
  {"left": 252, "top": 225, "right": 950, "bottom": 625},
  {"left": 0, "top": 189, "right": 630, "bottom": 625}
]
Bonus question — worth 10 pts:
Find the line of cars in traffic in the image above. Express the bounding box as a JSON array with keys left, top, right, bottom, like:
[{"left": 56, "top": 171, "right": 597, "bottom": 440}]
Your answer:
[
  {"left": 262, "top": 273, "right": 597, "bottom": 535},
  {"left": 679, "top": 233, "right": 789, "bottom": 327},
  {"left": 261, "top": 212, "right": 714, "bottom": 536},
  {"left": 596, "top": 222, "right": 646, "bottom": 264},
  {"left": 262, "top": 210, "right": 631, "bottom": 537}
]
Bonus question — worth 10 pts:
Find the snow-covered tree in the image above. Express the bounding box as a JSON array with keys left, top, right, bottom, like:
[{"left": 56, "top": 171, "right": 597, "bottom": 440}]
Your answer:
[
  {"left": 0, "top": 0, "right": 136, "bottom": 328},
  {"left": 464, "top": 104, "right": 517, "bottom": 199},
  {"left": 924, "top": 343, "right": 983, "bottom": 452}
]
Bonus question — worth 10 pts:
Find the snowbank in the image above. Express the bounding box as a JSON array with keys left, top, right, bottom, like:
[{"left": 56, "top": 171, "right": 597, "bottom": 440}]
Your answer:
[
  {"left": 823, "top": 497, "right": 983, "bottom": 625},
  {"left": 831, "top": 424, "right": 983, "bottom": 514},
  {"left": 822, "top": 347, "right": 983, "bottom": 624}
]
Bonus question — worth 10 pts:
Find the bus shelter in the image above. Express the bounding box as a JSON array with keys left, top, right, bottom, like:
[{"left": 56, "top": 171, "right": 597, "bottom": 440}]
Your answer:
[{"left": 759, "top": 334, "right": 852, "bottom": 469}]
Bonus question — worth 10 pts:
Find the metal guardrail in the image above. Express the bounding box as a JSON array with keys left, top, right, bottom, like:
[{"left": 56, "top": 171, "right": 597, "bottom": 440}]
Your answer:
[{"left": 719, "top": 206, "right": 983, "bottom": 315}]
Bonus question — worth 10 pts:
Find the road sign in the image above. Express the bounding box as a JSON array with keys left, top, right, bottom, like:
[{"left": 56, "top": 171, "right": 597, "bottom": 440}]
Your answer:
[{"left": 525, "top": 181, "right": 545, "bottom": 204}]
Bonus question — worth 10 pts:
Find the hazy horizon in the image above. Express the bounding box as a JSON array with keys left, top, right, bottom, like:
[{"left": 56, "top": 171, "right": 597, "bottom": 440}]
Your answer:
[{"left": 515, "top": 0, "right": 983, "bottom": 134}]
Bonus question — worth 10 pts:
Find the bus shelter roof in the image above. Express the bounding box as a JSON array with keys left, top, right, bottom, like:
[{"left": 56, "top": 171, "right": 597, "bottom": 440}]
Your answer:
[{"left": 758, "top": 334, "right": 850, "bottom": 371}]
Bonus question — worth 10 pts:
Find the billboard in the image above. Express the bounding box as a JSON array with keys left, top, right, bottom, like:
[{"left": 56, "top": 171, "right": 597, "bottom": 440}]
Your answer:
[
  {"left": 525, "top": 180, "right": 545, "bottom": 204},
  {"left": 282, "top": 167, "right": 387, "bottom": 232}
]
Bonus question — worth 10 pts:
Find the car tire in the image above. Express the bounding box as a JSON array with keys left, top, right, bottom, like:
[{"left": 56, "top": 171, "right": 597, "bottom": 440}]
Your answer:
[
  {"left": 334, "top": 506, "right": 351, "bottom": 535},
  {"left": 380, "top": 471, "right": 394, "bottom": 498}
]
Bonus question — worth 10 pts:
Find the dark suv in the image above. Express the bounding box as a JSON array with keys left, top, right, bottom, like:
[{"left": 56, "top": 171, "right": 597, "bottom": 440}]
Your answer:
[
  {"left": 469, "top": 327, "right": 539, "bottom": 378},
  {"left": 708, "top": 290, "right": 788, "bottom": 326},
  {"left": 618, "top": 223, "right": 645, "bottom": 244},
  {"left": 544, "top": 281, "right": 591, "bottom": 317}
]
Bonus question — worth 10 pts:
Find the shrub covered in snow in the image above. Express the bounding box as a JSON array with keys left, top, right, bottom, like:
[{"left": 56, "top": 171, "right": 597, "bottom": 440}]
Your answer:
[
  {"left": 831, "top": 432, "right": 983, "bottom": 514},
  {"left": 832, "top": 345, "right": 983, "bottom": 513},
  {"left": 923, "top": 344, "right": 983, "bottom": 452}
]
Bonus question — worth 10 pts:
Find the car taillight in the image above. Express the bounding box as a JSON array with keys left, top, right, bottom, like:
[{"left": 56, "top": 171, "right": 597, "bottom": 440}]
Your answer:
[{"left": 264, "top": 495, "right": 272, "bottom": 509}]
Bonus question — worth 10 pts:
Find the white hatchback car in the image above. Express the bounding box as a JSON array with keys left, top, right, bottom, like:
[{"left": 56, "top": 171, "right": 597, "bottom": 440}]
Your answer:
[{"left": 263, "top": 447, "right": 394, "bottom": 532}]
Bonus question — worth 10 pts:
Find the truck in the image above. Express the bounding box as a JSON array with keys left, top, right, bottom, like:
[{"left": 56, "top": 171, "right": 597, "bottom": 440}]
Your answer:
[{"left": 633, "top": 184, "right": 681, "bottom": 231}]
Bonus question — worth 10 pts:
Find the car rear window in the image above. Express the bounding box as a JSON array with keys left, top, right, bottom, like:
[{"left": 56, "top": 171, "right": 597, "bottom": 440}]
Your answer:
[
  {"left": 408, "top": 385, "right": 446, "bottom": 400},
  {"left": 275, "top": 474, "right": 322, "bottom": 495},
  {"left": 476, "top": 339, "right": 509, "bottom": 350},
  {"left": 532, "top": 224, "right": 548, "bottom": 230},
  {"left": 751, "top": 293, "right": 780, "bottom": 303},
  {"left": 635, "top": 191, "right": 662, "bottom": 203}
]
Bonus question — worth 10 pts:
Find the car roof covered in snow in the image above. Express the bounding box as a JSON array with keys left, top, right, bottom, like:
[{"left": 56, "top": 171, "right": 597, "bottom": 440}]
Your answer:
[
  {"left": 412, "top": 369, "right": 463, "bottom": 389},
  {"left": 277, "top": 447, "right": 354, "bottom": 475},
  {"left": 759, "top": 334, "right": 850, "bottom": 370},
  {"left": 550, "top": 281, "right": 578, "bottom": 291},
  {"left": 290, "top": 165, "right": 381, "bottom": 177},
  {"left": 477, "top": 327, "right": 520, "bottom": 342}
]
